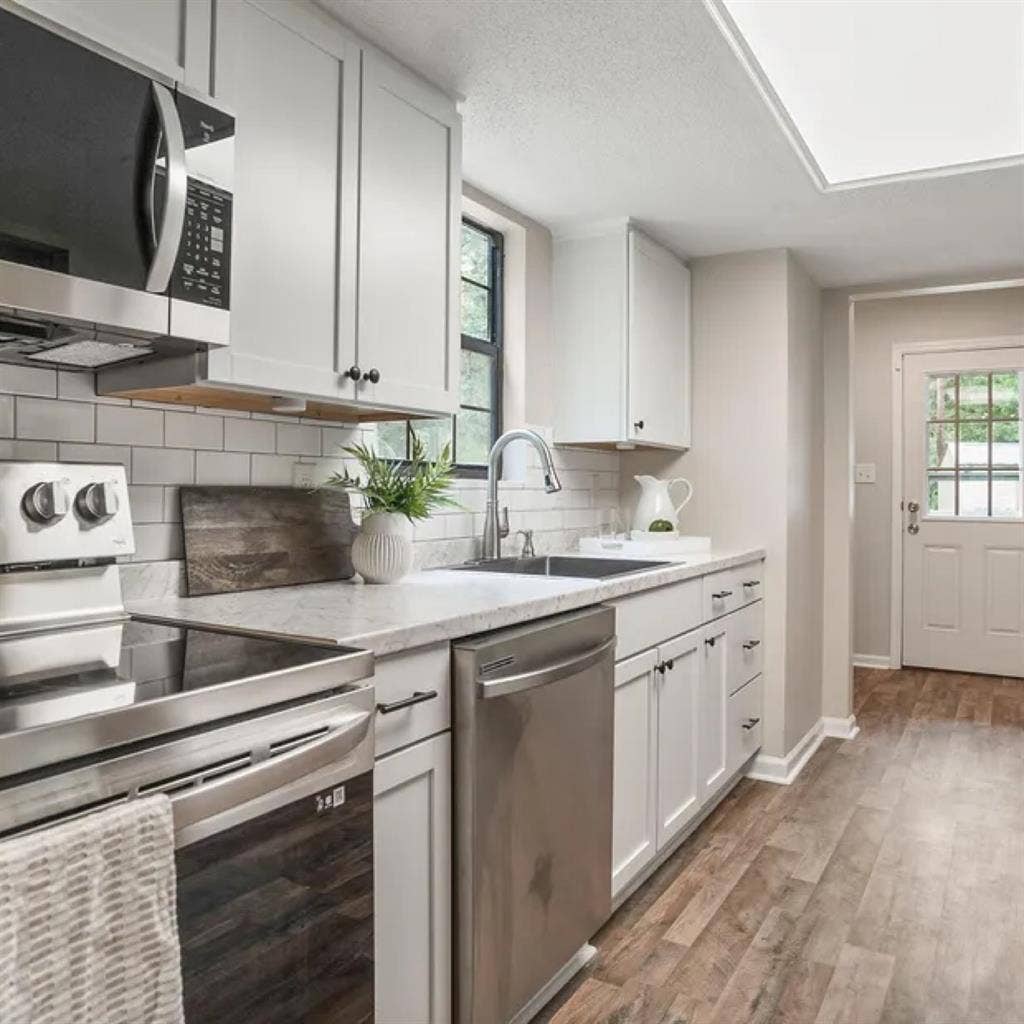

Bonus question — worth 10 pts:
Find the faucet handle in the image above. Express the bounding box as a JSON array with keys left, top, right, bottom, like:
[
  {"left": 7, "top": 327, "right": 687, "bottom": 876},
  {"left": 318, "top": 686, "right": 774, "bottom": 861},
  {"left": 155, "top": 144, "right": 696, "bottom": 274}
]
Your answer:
[
  {"left": 516, "top": 529, "right": 535, "bottom": 557},
  {"left": 498, "top": 506, "right": 510, "bottom": 539}
]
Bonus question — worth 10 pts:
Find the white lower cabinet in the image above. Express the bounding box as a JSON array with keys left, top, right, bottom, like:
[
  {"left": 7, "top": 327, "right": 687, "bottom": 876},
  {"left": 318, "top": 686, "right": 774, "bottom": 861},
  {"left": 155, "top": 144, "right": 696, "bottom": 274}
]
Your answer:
[
  {"left": 374, "top": 732, "right": 451, "bottom": 1024},
  {"left": 654, "top": 630, "right": 701, "bottom": 850},
  {"left": 611, "top": 650, "right": 659, "bottom": 898},
  {"left": 611, "top": 568, "right": 764, "bottom": 901},
  {"left": 698, "top": 618, "right": 729, "bottom": 802}
]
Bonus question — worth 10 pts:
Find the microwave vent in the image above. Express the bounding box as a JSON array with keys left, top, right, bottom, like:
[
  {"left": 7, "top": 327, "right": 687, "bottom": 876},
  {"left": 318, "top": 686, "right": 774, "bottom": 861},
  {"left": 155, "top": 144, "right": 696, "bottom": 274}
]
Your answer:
[{"left": 28, "top": 339, "right": 153, "bottom": 368}]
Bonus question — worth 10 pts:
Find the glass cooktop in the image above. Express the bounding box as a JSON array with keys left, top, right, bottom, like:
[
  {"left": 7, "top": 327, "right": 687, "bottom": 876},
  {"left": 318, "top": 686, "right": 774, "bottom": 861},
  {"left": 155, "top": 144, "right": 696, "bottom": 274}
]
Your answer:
[{"left": 0, "top": 617, "right": 352, "bottom": 736}]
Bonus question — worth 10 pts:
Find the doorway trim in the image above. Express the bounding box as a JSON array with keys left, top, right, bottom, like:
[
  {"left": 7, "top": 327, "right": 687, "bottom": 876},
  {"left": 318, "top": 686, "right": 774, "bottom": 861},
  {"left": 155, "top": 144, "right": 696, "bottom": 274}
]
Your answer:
[{"left": 888, "top": 333, "right": 1024, "bottom": 669}]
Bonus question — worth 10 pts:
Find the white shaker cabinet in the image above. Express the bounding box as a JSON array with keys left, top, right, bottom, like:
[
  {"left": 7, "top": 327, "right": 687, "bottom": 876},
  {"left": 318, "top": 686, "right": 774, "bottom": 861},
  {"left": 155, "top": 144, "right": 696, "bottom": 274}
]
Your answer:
[
  {"left": 654, "top": 629, "right": 701, "bottom": 851},
  {"left": 206, "top": 0, "right": 359, "bottom": 402},
  {"left": 698, "top": 618, "right": 730, "bottom": 802},
  {"left": 354, "top": 52, "right": 461, "bottom": 415},
  {"left": 553, "top": 224, "right": 691, "bottom": 450},
  {"left": 611, "top": 649, "right": 659, "bottom": 898},
  {"left": 374, "top": 731, "right": 452, "bottom": 1024},
  {"left": 12, "top": 0, "right": 213, "bottom": 90}
]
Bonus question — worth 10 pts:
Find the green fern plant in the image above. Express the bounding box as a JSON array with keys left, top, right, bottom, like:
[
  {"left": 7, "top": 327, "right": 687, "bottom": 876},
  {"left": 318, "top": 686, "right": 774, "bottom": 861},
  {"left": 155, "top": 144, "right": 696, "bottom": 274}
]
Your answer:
[{"left": 321, "top": 434, "right": 460, "bottom": 522}]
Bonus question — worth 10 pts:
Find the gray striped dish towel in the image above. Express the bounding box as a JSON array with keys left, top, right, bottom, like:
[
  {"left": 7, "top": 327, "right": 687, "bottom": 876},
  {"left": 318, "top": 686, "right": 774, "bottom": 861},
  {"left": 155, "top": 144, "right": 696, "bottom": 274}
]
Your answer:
[{"left": 0, "top": 794, "right": 185, "bottom": 1024}]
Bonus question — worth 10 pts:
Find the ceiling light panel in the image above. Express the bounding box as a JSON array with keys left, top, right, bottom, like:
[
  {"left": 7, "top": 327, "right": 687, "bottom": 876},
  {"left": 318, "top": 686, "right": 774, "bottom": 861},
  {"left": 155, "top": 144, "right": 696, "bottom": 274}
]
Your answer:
[{"left": 720, "top": 0, "right": 1024, "bottom": 184}]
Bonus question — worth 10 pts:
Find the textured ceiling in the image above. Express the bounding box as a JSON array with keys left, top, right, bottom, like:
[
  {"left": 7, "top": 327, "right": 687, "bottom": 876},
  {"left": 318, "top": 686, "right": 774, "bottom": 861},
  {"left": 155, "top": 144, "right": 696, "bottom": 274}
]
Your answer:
[{"left": 320, "top": 0, "right": 1024, "bottom": 287}]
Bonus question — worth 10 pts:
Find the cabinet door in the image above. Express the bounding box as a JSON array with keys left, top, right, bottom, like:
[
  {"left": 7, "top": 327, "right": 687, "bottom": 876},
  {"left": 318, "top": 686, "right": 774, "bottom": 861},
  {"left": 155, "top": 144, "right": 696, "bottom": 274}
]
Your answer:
[
  {"left": 209, "top": 0, "right": 357, "bottom": 400},
  {"left": 374, "top": 732, "right": 452, "bottom": 1024},
  {"left": 627, "top": 231, "right": 691, "bottom": 448},
  {"left": 655, "top": 630, "right": 701, "bottom": 850},
  {"left": 612, "top": 649, "right": 659, "bottom": 899},
  {"left": 698, "top": 620, "right": 730, "bottom": 801},
  {"left": 14, "top": 0, "right": 211, "bottom": 89},
  {"left": 356, "top": 52, "right": 461, "bottom": 415}
]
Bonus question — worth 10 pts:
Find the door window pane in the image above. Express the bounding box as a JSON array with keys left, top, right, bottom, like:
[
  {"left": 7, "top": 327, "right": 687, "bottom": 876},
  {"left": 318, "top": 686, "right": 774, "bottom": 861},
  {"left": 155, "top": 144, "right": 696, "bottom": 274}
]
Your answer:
[
  {"left": 928, "top": 472, "right": 956, "bottom": 515},
  {"left": 928, "top": 375, "right": 957, "bottom": 419},
  {"left": 928, "top": 423, "right": 955, "bottom": 468},
  {"left": 923, "top": 370, "right": 1023, "bottom": 518}
]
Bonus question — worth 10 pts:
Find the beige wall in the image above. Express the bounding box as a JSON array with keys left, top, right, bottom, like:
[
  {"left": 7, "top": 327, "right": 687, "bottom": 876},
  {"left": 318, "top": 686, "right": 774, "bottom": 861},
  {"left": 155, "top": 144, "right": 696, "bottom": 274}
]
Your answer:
[
  {"left": 621, "top": 249, "right": 825, "bottom": 758},
  {"left": 784, "top": 254, "right": 824, "bottom": 750},
  {"left": 821, "top": 290, "right": 854, "bottom": 718},
  {"left": 851, "top": 287, "right": 1024, "bottom": 659}
]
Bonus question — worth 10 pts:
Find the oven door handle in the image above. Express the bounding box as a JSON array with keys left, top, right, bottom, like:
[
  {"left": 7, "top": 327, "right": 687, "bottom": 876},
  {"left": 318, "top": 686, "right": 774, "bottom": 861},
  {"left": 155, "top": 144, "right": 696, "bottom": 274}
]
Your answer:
[
  {"left": 145, "top": 82, "right": 188, "bottom": 293},
  {"left": 170, "top": 709, "right": 372, "bottom": 834}
]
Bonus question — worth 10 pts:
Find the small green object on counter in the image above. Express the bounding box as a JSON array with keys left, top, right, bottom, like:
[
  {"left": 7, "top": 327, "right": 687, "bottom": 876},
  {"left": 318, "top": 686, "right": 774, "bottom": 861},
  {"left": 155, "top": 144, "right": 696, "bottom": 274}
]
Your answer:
[{"left": 648, "top": 519, "right": 674, "bottom": 532}]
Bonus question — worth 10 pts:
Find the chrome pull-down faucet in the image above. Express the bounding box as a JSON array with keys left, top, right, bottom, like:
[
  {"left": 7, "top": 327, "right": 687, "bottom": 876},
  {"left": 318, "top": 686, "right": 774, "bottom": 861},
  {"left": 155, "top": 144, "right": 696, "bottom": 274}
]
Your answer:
[{"left": 483, "top": 429, "right": 562, "bottom": 559}]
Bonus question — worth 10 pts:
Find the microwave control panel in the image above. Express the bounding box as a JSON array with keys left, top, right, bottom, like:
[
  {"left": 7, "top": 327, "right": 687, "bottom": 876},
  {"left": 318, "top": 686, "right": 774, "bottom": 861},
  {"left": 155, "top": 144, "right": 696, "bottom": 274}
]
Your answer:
[{"left": 171, "top": 178, "right": 232, "bottom": 310}]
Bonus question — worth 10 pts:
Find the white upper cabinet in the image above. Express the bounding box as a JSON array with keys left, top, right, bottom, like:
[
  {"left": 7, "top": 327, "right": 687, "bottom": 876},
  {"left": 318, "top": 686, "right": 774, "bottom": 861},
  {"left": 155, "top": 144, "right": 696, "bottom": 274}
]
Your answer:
[
  {"left": 13, "top": 0, "right": 213, "bottom": 90},
  {"left": 354, "top": 52, "right": 461, "bottom": 415},
  {"left": 554, "top": 224, "right": 691, "bottom": 450},
  {"left": 207, "top": 0, "right": 358, "bottom": 401}
]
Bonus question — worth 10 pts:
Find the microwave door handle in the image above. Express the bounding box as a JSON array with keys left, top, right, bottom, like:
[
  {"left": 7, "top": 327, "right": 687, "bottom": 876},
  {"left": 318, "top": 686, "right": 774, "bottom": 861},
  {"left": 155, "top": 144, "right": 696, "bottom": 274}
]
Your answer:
[
  {"left": 145, "top": 81, "right": 187, "bottom": 293},
  {"left": 170, "top": 709, "right": 372, "bottom": 835}
]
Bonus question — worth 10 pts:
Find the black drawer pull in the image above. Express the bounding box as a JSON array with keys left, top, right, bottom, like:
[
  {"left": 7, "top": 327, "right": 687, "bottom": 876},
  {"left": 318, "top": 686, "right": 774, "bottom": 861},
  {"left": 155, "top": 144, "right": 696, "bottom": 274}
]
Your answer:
[
  {"left": 742, "top": 639, "right": 761, "bottom": 650},
  {"left": 742, "top": 717, "right": 761, "bottom": 731},
  {"left": 376, "top": 690, "right": 438, "bottom": 715},
  {"left": 712, "top": 590, "right": 733, "bottom": 600},
  {"left": 742, "top": 580, "right": 760, "bottom": 588},
  {"left": 705, "top": 636, "right": 716, "bottom": 648}
]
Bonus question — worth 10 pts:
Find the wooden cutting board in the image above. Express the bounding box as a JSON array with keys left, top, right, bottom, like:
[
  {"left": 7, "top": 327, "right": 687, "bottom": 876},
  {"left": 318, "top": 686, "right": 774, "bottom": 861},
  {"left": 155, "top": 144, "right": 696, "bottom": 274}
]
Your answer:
[{"left": 180, "top": 486, "right": 356, "bottom": 596}]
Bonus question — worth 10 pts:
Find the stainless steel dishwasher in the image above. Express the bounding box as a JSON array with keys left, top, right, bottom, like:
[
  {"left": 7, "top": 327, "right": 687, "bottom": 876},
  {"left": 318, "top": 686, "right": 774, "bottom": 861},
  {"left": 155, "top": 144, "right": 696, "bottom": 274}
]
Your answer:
[{"left": 453, "top": 605, "right": 615, "bottom": 1024}]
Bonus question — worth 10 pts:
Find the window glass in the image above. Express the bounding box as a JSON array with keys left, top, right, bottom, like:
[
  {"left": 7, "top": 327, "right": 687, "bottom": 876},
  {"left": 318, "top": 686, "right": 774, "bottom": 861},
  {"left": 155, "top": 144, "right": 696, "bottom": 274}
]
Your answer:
[{"left": 924, "top": 370, "right": 1023, "bottom": 518}]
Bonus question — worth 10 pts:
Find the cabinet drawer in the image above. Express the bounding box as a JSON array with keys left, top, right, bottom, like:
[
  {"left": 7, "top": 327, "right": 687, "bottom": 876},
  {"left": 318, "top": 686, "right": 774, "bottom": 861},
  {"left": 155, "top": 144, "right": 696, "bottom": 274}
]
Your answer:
[
  {"left": 727, "top": 674, "right": 763, "bottom": 775},
  {"left": 728, "top": 600, "right": 764, "bottom": 695},
  {"left": 374, "top": 642, "right": 451, "bottom": 758},
  {"left": 613, "top": 579, "right": 702, "bottom": 660},
  {"left": 701, "top": 562, "right": 763, "bottom": 621}
]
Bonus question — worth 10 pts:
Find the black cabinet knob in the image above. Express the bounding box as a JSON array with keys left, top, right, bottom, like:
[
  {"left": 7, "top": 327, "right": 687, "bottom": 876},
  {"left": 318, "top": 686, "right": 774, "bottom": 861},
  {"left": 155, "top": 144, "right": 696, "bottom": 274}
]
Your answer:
[
  {"left": 633, "top": 419, "right": 644, "bottom": 431},
  {"left": 343, "top": 365, "right": 361, "bottom": 381},
  {"left": 705, "top": 636, "right": 716, "bottom": 648},
  {"left": 363, "top": 368, "right": 381, "bottom": 384}
]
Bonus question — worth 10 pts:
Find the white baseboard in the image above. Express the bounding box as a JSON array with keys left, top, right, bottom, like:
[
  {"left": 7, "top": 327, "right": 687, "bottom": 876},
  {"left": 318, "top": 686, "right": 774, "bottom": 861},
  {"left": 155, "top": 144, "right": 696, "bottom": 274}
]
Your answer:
[
  {"left": 852, "top": 653, "right": 891, "bottom": 669},
  {"left": 822, "top": 714, "right": 860, "bottom": 740},
  {"left": 512, "top": 943, "right": 596, "bottom": 1024},
  {"left": 747, "top": 718, "right": 824, "bottom": 785}
]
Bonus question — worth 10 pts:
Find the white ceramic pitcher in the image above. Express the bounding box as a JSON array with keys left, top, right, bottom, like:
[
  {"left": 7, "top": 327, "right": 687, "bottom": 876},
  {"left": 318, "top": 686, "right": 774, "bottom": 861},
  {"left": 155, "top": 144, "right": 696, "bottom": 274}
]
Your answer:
[{"left": 632, "top": 475, "right": 694, "bottom": 532}]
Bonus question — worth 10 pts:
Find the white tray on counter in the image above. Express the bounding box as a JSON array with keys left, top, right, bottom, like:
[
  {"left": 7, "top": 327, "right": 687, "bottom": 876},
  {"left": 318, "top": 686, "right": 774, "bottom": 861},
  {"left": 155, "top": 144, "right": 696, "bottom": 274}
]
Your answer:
[{"left": 579, "top": 534, "right": 712, "bottom": 558}]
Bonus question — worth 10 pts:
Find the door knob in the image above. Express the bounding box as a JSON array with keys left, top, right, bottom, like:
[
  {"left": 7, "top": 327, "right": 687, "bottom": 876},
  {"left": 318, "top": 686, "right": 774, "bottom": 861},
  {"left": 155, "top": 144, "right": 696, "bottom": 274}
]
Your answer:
[
  {"left": 362, "top": 368, "right": 381, "bottom": 384},
  {"left": 343, "top": 365, "right": 361, "bottom": 381},
  {"left": 906, "top": 500, "right": 920, "bottom": 535}
]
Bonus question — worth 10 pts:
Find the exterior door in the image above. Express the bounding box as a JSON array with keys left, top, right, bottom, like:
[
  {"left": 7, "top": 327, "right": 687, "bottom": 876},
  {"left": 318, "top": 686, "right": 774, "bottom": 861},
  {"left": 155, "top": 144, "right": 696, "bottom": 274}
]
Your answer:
[
  {"left": 655, "top": 630, "right": 701, "bottom": 850},
  {"left": 902, "top": 347, "right": 1024, "bottom": 676}
]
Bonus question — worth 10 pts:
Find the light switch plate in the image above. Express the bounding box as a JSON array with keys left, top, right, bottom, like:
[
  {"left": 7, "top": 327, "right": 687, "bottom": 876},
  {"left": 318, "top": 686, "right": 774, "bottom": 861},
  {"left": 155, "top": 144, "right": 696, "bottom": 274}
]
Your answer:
[{"left": 855, "top": 463, "right": 876, "bottom": 484}]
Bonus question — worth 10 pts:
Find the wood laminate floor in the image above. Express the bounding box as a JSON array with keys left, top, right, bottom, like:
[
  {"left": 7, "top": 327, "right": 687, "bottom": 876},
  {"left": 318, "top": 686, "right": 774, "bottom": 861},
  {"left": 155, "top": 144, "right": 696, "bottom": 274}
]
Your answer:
[{"left": 535, "top": 667, "right": 1024, "bottom": 1024}]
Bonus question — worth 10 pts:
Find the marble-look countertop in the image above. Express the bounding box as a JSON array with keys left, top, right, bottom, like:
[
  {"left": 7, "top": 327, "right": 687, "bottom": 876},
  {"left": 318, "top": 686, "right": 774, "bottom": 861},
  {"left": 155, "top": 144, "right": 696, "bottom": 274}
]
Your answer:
[{"left": 128, "top": 549, "right": 765, "bottom": 656}]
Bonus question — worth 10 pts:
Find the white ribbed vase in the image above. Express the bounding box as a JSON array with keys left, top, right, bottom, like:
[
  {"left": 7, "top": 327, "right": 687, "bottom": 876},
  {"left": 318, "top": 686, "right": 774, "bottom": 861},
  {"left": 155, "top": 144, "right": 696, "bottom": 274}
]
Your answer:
[{"left": 352, "top": 512, "right": 414, "bottom": 584}]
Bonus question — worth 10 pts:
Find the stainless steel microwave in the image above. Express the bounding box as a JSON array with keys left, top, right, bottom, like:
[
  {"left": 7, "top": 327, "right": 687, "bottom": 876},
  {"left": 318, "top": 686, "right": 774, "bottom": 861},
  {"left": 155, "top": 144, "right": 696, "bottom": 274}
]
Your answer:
[{"left": 0, "top": 7, "right": 234, "bottom": 370}]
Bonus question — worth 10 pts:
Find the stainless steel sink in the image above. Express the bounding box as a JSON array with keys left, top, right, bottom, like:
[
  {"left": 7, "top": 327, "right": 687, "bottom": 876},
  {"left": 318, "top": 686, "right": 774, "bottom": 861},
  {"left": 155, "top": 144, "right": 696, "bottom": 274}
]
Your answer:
[{"left": 448, "top": 555, "right": 672, "bottom": 579}]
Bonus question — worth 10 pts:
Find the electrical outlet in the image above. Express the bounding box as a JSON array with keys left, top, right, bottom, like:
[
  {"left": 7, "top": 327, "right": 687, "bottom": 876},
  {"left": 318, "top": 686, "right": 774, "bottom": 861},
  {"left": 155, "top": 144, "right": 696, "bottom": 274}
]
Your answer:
[{"left": 855, "top": 463, "right": 876, "bottom": 484}]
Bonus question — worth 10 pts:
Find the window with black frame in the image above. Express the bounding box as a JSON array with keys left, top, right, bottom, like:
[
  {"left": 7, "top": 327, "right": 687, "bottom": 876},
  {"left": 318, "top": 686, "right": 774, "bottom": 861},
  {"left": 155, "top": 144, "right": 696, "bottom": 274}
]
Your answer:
[{"left": 376, "top": 219, "right": 503, "bottom": 475}]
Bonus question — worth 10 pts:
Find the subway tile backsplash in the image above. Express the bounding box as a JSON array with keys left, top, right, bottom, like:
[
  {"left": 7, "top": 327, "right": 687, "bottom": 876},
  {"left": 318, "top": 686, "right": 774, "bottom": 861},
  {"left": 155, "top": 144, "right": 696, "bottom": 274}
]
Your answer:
[{"left": 0, "top": 366, "right": 621, "bottom": 598}]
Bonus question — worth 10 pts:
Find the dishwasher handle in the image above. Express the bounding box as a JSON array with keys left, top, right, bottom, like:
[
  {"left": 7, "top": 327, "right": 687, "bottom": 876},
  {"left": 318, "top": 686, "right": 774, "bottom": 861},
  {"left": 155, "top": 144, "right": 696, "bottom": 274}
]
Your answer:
[{"left": 477, "top": 636, "right": 615, "bottom": 699}]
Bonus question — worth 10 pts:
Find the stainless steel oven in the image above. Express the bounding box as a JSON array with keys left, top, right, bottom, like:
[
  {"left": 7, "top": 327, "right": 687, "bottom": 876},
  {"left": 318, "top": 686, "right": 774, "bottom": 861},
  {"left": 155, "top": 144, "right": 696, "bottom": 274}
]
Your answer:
[
  {"left": 0, "top": 5, "right": 234, "bottom": 369},
  {"left": 0, "top": 620, "right": 376, "bottom": 1024}
]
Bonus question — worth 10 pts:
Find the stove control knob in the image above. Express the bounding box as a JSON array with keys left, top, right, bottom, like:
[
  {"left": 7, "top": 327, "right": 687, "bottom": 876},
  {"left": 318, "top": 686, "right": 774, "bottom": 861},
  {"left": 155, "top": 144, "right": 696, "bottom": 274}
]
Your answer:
[
  {"left": 75, "top": 481, "right": 120, "bottom": 522},
  {"left": 22, "top": 481, "right": 70, "bottom": 524}
]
